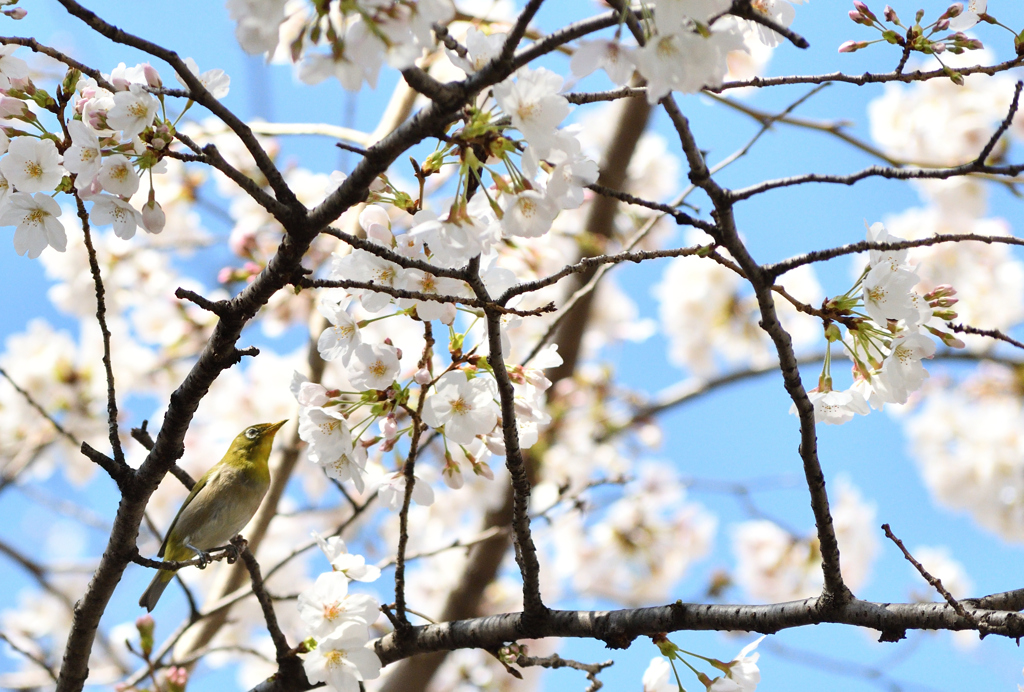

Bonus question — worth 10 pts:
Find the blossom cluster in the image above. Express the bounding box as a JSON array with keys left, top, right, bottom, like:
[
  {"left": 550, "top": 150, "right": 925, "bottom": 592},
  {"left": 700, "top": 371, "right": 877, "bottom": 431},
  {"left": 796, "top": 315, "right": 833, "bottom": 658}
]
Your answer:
[
  {"left": 228, "top": 0, "right": 454, "bottom": 90},
  {"left": 298, "top": 533, "right": 383, "bottom": 692},
  {"left": 0, "top": 52, "right": 229, "bottom": 258},
  {"left": 790, "top": 221, "right": 965, "bottom": 425},
  {"left": 643, "top": 634, "right": 765, "bottom": 692},
  {"left": 570, "top": 0, "right": 807, "bottom": 103}
]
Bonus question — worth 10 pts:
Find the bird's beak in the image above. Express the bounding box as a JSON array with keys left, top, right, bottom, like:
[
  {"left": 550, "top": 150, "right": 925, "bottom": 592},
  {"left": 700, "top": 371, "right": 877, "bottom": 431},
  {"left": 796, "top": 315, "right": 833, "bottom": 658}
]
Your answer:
[{"left": 266, "top": 419, "right": 288, "bottom": 435}]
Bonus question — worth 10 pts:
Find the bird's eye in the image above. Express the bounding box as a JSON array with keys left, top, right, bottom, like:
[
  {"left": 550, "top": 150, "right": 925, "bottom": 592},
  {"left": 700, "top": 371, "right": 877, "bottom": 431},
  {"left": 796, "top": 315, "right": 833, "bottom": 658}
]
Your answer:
[{"left": 245, "top": 427, "right": 259, "bottom": 440}]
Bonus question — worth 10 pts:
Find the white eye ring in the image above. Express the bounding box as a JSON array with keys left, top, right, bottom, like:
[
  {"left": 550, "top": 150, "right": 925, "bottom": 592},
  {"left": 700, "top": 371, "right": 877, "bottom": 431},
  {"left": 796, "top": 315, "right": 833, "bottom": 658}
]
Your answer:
[{"left": 245, "top": 427, "right": 259, "bottom": 440}]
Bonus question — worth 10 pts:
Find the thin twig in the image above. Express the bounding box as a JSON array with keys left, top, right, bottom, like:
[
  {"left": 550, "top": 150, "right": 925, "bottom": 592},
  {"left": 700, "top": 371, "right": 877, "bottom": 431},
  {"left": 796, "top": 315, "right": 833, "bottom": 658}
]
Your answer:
[
  {"left": 74, "top": 193, "right": 127, "bottom": 471},
  {"left": 0, "top": 36, "right": 114, "bottom": 91},
  {"left": 515, "top": 653, "right": 614, "bottom": 692},
  {"left": 881, "top": 523, "right": 978, "bottom": 628},
  {"left": 947, "top": 323, "right": 1024, "bottom": 351},
  {"left": 0, "top": 366, "right": 80, "bottom": 446},
  {"left": 0, "top": 631, "right": 59, "bottom": 683},
  {"left": 235, "top": 539, "right": 293, "bottom": 660}
]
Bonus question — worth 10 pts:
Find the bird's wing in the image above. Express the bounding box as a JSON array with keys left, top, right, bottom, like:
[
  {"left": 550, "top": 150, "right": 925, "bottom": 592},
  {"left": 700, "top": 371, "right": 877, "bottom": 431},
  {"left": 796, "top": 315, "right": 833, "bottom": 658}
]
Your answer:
[{"left": 157, "top": 469, "right": 212, "bottom": 559}]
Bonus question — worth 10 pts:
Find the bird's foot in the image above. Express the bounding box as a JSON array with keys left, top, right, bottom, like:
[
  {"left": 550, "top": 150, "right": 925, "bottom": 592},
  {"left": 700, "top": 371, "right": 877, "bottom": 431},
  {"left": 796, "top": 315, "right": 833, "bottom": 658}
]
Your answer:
[{"left": 187, "top": 542, "right": 212, "bottom": 569}]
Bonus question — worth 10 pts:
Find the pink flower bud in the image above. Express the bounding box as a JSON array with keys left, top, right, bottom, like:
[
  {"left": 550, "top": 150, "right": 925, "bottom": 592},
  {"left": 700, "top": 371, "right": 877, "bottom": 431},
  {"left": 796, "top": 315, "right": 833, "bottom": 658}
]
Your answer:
[
  {"left": 0, "top": 96, "right": 27, "bottom": 117},
  {"left": 884, "top": 5, "right": 898, "bottom": 21},
  {"left": 442, "top": 461, "right": 464, "bottom": 489},
  {"left": 924, "top": 284, "right": 956, "bottom": 300},
  {"left": 217, "top": 266, "right": 234, "bottom": 284},
  {"left": 414, "top": 368, "right": 432, "bottom": 384},
  {"left": 935, "top": 18, "right": 949, "bottom": 30},
  {"left": 838, "top": 40, "right": 868, "bottom": 53},
  {"left": 4, "top": 7, "right": 27, "bottom": 19},
  {"left": 142, "top": 63, "right": 162, "bottom": 88},
  {"left": 932, "top": 41, "right": 947, "bottom": 53},
  {"left": 472, "top": 461, "right": 494, "bottom": 480},
  {"left": 944, "top": 2, "right": 963, "bottom": 18},
  {"left": 111, "top": 75, "right": 131, "bottom": 91},
  {"left": 142, "top": 198, "right": 166, "bottom": 234},
  {"left": 382, "top": 415, "right": 398, "bottom": 439}
]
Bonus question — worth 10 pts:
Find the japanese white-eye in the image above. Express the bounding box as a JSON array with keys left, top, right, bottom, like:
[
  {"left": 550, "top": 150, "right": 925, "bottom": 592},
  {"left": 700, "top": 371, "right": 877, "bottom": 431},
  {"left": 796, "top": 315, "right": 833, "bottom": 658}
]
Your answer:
[{"left": 138, "top": 420, "right": 286, "bottom": 611}]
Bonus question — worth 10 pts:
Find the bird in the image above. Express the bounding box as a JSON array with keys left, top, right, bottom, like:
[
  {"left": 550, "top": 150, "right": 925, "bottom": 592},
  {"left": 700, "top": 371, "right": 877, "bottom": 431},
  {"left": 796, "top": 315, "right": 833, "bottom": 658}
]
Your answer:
[{"left": 138, "top": 420, "right": 287, "bottom": 611}]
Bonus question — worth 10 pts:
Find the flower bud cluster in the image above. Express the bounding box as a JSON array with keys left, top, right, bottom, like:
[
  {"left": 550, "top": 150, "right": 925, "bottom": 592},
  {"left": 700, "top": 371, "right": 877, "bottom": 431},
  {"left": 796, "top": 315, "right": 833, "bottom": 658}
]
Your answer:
[{"left": 839, "top": 0, "right": 987, "bottom": 63}]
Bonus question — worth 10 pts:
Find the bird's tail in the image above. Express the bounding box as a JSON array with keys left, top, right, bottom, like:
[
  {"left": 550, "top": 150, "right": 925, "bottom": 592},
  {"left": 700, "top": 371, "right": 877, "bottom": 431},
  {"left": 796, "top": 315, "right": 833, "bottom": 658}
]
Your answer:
[{"left": 138, "top": 569, "right": 175, "bottom": 612}]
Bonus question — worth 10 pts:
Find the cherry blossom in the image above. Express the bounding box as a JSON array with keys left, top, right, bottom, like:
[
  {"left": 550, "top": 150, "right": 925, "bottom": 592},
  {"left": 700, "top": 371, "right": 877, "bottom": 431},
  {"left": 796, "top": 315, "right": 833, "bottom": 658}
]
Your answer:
[
  {"left": 792, "top": 387, "right": 870, "bottom": 425},
  {"left": 499, "top": 189, "right": 559, "bottom": 239},
  {"left": 1, "top": 137, "right": 64, "bottom": 194},
  {"left": 880, "top": 331, "right": 936, "bottom": 404},
  {"left": 311, "top": 533, "right": 382, "bottom": 582},
  {"left": 175, "top": 57, "right": 231, "bottom": 99},
  {"left": 300, "top": 621, "right": 381, "bottom": 692},
  {"left": 421, "top": 370, "right": 499, "bottom": 445},
  {"left": 63, "top": 120, "right": 104, "bottom": 190},
  {"left": 96, "top": 155, "right": 139, "bottom": 197},
  {"left": 569, "top": 39, "right": 636, "bottom": 85},
  {"left": 347, "top": 343, "right": 400, "bottom": 391},
  {"left": 378, "top": 471, "right": 435, "bottom": 509},
  {"left": 0, "top": 192, "right": 65, "bottom": 258},
  {"left": 88, "top": 194, "right": 144, "bottom": 240},
  {"left": 106, "top": 85, "right": 159, "bottom": 139},
  {"left": 448, "top": 28, "right": 506, "bottom": 74},
  {"left": 299, "top": 406, "right": 368, "bottom": 492},
  {"left": 329, "top": 249, "right": 401, "bottom": 312},
  {"left": 861, "top": 262, "right": 919, "bottom": 326},
  {"left": 493, "top": 67, "right": 571, "bottom": 156},
  {"left": 297, "top": 571, "right": 379, "bottom": 638},
  {"left": 317, "top": 297, "right": 362, "bottom": 364},
  {"left": 0, "top": 45, "right": 29, "bottom": 90},
  {"left": 948, "top": 0, "right": 986, "bottom": 31},
  {"left": 398, "top": 269, "right": 467, "bottom": 324}
]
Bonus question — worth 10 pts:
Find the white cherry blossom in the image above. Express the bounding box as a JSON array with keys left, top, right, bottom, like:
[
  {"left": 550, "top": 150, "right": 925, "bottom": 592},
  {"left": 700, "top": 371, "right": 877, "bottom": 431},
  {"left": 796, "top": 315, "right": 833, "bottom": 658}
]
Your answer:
[
  {"left": 378, "top": 471, "right": 435, "bottom": 509},
  {"left": 948, "top": 0, "right": 986, "bottom": 31},
  {"left": 448, "top": 28, "right": 506, "bottom": 74},
  {"left": 499, "top": 188, "right": 559, "bottom": 239},
  {"left": 63, "top": 120, "right": 104, "bottom": 190},
  {"left": 790, "top": 387, "right": 870, "bottom": 425},
  {"left": 299, "top": 406, "right": 368, "bottom": 492},
  {"left": 862, "top": 262, "right": 919, "bottom": 326},
  {"left": 347, "top": 343, "right": 400, "bottom": 391},
  {"left": 301, "top": 621, "right": 381, "bottom": 692},
  {"left": 96, "top": 155, "right": 139, "bottom": 197},
  {"left": 176, "top": 57, "right": 231, "bottom": 99},
  {"left": 421, "top": 370, "right": 499, "bottom": 445},
  {"left": 0, "top": 192, "right": 65, "bottom": 258},
  {"left": 880, "top": 331, "right": 936, "bottom": 404},
  {"left": 569, "top": 39, "right": 636, "bottom": 85},
  {"left": 493, "top": 67, "right": 570, "bottom": 156},
  {"left": 317, "top": 298, "right": 361, "bottom": 364},
  {"left": 398, "top": 269, "right": 467, "bottom": 324},
  {"left": 106, "top": 85, "right": 158, "bottom": 139},
  {"left": 312, "top": 533, "right": 381, "bottom": 582},
  {"left": 1, "top": 137, "right": 64, "bottom": 194},
  {"left": 88, "top": 194, "right": 143, "bottom": 240},
  {"left": 0, "top": 45, "right": 29, "bottom": 90},
  {"left": 297, "top": 571, "right": 379, "bottom": 638}
]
